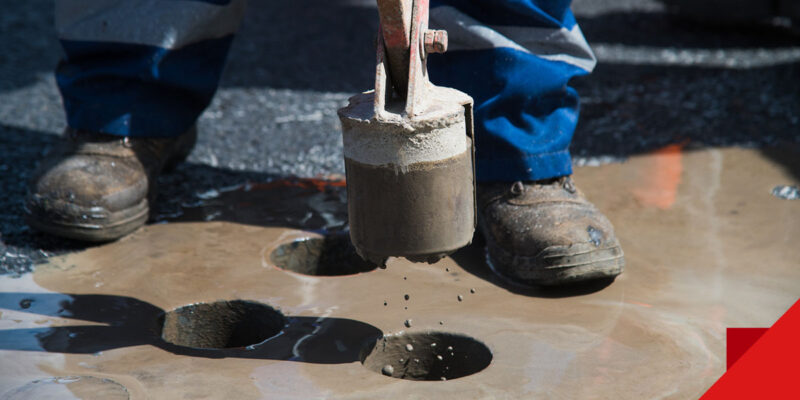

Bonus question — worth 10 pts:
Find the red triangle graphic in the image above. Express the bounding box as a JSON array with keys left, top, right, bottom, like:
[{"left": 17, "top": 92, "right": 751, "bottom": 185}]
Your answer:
[
  {"left": 701, "top": 299, "right": 800, "bottom": 399},
  {"left": 727, "top": 328, "right": 768, "bottom": 369}
]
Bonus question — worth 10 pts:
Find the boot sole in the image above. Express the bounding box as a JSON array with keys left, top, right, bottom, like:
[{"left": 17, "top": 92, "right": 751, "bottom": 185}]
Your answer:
[
  {"left": 25, "top": 198, "right": 150, "bottom": 242},
  {"left": 483, "top": 232, "right": 625, "bottom": 287}
]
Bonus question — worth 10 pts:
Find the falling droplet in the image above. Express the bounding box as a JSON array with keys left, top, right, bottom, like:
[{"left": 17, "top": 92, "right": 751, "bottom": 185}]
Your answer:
[
  {"left": 447, "top": 346, "right": 453, "bottom": 351},
  {"left": 405, "top": 344, "right": 414, "bottom": 351},
  {"left": 439, "top": 321, "right": 444, "bottom": 325},
  {"left": 436, "top": 355, "right": 443, "bottom": 360},
  {"left": 382, "top": 365, "right": 394, "bottom": 376},
  {"left": 403, "top": 276, "right": 407, "bottom": 280},
  {"left": 431, "top": 343, "right": 437, "bottom": 348},
  {"left": 404, "top": 319, "right": 412, "bottom": 328},
  {"left": 440, "top": 377, "right": 447, "bottom": 381},
  {"left": 445, "top": 268, "right": 450, "bottom": 272},
  {"left": 470, "top": 288, "right": 476, "bottom": 294},
  {"left": 457, "top": 295, "right": 463, "bottom": 302},
  {"left": 404, "top": 294, "right": 410, "bottom": 301},
  {"left": 384, "top": 301, "right": 387, "bottom": 306}
]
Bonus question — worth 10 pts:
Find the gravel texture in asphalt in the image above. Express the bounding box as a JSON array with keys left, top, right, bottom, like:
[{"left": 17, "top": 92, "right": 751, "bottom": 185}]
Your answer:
[{"left": 1, "top": 0, "right": 799, "bottom": 274}]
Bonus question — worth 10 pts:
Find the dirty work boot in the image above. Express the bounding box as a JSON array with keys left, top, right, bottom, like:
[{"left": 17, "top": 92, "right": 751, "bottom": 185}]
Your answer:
[
  {"left": 478, "top": 177, "right": 624, "bottom": 286},
  {"left": 25, "top": 127, "right": 197, "bottom": 242}
]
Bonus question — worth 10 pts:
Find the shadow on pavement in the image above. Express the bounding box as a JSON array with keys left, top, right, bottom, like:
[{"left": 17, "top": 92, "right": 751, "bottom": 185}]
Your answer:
[
  {"left": 577, "top": 10, "right": 800, "bottom": 49},
  {"left": 0, "top": 291, "right": 383, "bottom": 364},
  {"left": 760, "top": 145, "right": 800, "bottom": 183}
]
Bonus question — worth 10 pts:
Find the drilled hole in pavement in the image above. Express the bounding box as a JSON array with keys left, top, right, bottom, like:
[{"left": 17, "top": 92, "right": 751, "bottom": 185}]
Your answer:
[
  {"left": 361, "top": 331, "right": 492, "bottom": 381},
  {"left": 270, "top": 233, "right": 378, "bottom": 276},
  {"left": 160, "top": 300, "right": 285, "bottom": 349}
]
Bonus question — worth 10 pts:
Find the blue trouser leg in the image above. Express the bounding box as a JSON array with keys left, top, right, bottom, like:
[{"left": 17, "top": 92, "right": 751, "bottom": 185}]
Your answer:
[
  {"left": 54, "top": 0, "right": 247, "bottom": 137},
  {"left": 429, "top": 0, "right": 596, "bottom": 182}
]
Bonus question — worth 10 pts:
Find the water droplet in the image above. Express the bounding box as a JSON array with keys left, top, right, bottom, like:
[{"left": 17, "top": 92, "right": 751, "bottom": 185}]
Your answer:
[
  {"left": 196, "top": 188, "right": 220, "bottom": 200},
  {"left": 404, "top": 319, "right": 412, "bottom": 328},
  {"left": 445, "top": 268, "right": 450, "bottom": 272},
  {"left": 440, "top": 377, "right": 447, "bottom": 381},
  {"left": 447, "top": 346, "right": 453, "bottom": 351},
  {"left": 403, "top": 276, "right": 407, "bottom": 280},
  {"left": 383, "top": 301, "right": 387, "bottom": 306},
  {"left": 431, "top": 343, "right": 437, "bottom": 348},
  {"left": 382, "top": 365, "right": 394, "bottom": 376},
  {"left": 439, "top": 321, "right": 444, "bottom": 325},
  {"left": 436, "top": 355, "right": 443, "bottom": 360},
  {"left": 405, "top": 344, "right": 414, "bottom": 351},
  {"left": 414, "top": 358, "right": 420, "bottom": 363},
  {"left": 457, "top": 295, "right": 463, "bottom": 302},
  {"left": 470, "top": 288, "right": 476, "bottom": 294},
  {"left": 404, "top": 294, "right": 410, "bottom": 301}
]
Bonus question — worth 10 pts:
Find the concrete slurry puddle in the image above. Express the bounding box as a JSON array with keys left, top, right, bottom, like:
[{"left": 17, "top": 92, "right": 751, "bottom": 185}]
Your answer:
[{"left": 0, "top": 147, "right": 798, "bottom": 399}]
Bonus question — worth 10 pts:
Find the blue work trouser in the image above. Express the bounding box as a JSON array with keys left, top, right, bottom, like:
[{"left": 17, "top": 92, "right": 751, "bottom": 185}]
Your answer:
[{"left": 55, "top": 0, "right": 595, "bottom": 182}]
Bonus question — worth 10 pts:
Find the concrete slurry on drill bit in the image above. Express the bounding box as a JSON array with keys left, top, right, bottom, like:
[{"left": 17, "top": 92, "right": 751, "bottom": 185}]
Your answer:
[
  {"left": 339, "top": 87, "right": 471, "bottom": 168},
  {"left": 0, "top": 147, "right": 799, "bottom": 399}
]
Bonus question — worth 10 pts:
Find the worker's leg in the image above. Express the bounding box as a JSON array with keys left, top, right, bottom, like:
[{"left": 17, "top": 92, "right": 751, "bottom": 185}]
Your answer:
[
  {"left": 26, "top": 0, "right": 247, "bottom": 241},
  {"left": 429, "top": 1, "right": 624, "bottom": 286},
  {"left": 428, "top": 0, "right": 594, "bottom": 182},
  {"left": 55, "top": 0, "right": 247, "bottom": 137}
]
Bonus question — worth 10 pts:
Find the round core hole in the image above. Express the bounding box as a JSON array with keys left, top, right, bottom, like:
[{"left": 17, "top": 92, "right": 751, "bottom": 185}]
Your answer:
[
  {"left": 361, "top": 331, "right": 492, "bottom": 381},
  {"left": 161, "top": 300, "right": 285, "bottom": 349},
  {"left": 270, "top": 234, "right": 378, "bottom": 276}
]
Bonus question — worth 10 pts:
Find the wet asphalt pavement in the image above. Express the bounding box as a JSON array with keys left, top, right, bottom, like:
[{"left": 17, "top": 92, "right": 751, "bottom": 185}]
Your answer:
[{"left": 1, "top": 0, "right": 799, "bottom": 274}]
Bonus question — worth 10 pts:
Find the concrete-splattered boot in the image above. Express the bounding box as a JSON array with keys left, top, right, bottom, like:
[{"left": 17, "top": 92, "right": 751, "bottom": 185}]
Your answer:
[
  {"left": 25, "top": 127, "right": 197, "bottom": 242},
  {"left": 478, "top": 177, "right": 624, "bottom": 286}
]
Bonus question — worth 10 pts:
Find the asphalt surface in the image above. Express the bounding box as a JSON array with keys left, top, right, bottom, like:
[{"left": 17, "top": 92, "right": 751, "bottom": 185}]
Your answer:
[{"left": 1, "top": 0, "right": 799, "bottom": 274}]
